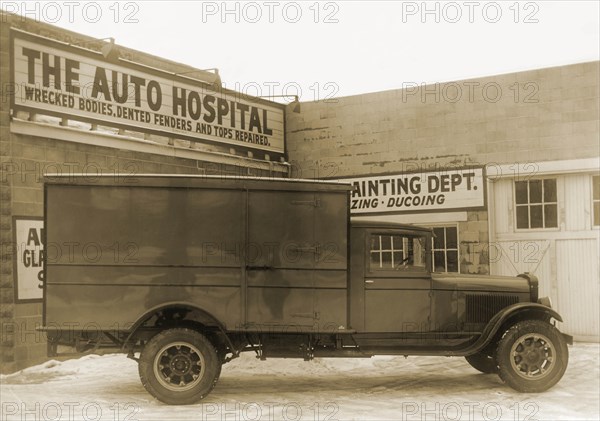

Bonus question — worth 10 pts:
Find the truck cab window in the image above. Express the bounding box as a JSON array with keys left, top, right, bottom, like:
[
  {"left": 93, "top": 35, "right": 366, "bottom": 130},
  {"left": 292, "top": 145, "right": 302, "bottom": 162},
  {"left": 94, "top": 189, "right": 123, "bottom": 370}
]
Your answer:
[{"left": 370, "top": 234, "right": 427, "bottom": 271}]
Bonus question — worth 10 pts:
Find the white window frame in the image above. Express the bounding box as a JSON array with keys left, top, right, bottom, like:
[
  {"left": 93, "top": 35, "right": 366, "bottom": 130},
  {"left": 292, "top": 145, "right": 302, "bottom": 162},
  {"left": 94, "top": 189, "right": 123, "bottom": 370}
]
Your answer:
[
  {"left": 593, "top": 175, "right": 600, "bottom": 228},
  {"left": 428, "top": 224, "right": 460, "bottom": 273},
  {"left": 370, "top": 234, "right": 405, "bottom": 269},
  {"left": 514, "top": 178, "right": 559, "bottom": 231}
]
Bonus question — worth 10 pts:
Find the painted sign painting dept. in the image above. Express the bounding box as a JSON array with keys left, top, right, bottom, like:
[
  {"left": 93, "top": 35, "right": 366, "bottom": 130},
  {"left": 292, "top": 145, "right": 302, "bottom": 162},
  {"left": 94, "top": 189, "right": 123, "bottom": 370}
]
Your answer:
[{"left": 348, "top": 168, "right": 485, "bottom": 214}]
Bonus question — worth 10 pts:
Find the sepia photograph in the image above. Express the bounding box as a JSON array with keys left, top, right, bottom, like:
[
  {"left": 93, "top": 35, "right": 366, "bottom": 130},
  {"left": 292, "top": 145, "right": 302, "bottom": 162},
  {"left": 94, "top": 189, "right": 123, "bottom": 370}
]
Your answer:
[{"left": 0, "top": 1, "right": 599, "bottom": 420}]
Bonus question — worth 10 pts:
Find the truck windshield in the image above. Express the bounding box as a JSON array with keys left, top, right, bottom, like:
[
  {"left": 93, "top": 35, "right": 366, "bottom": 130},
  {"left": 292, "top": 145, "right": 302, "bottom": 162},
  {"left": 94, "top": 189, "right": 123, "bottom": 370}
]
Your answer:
[{"left": 369, "top": 234, "right": 428, "bottom": 271}]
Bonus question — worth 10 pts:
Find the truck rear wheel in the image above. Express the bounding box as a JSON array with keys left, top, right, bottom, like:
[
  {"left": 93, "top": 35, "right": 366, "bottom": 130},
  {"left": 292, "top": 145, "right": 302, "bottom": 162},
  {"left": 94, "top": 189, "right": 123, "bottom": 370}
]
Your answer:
[
  {"left": 496, "top": 320, "right": 568, "bottom": 393},
  {"left": 139, "top": 328, "right": 221, "bottom": 405}
]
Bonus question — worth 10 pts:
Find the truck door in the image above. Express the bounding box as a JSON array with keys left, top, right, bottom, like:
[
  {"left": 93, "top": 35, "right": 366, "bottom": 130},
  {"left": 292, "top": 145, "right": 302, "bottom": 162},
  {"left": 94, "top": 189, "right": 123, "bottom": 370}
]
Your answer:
[
  {"left": 245, "top": 190, "right": 348, "bottom": 329},
  {"left": 363, "top": 230, "right": 432, "bottom": 333}
]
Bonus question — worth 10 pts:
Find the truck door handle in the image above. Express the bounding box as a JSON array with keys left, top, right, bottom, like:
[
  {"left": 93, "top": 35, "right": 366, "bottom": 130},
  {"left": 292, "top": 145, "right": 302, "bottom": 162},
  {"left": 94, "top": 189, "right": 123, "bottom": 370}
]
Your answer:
[
  {"left": 246, "top": 265, "right": 273, "bottom": 270},
  {"left": 365, "top": 280, "right": 374, "bottom": 284}
]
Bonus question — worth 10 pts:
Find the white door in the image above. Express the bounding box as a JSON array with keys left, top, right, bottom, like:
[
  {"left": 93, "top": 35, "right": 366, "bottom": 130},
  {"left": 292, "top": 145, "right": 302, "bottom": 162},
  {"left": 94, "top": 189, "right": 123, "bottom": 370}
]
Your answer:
[{"left": 555, "top": 239, "right": 600, "bottom": 340}]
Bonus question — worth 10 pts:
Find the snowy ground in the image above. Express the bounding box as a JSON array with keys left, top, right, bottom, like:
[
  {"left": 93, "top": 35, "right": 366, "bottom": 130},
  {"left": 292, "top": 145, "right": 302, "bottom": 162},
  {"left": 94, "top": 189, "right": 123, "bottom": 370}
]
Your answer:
[{"left": 1, "top": 343, "right": 598, "bottom": 421}]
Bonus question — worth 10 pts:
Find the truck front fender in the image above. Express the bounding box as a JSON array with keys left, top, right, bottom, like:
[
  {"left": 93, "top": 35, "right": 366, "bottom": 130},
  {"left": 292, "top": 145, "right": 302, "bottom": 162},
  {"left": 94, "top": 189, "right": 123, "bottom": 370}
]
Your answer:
[{"left": 464, "top": 302, "right": 566, "bottom": 356}]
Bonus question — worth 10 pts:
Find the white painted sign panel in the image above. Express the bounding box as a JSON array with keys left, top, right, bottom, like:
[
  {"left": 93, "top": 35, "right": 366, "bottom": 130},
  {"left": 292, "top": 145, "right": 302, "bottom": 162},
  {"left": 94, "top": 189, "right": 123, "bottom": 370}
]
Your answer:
[
  {"left": 346, "top": 168, "right": 486, "bottom": 214},
  {"left": 13, "top": 217, "right": 44, "bottom": 302},
  {"left": 11, "top": 30, "right": 285, "bottom": 153}
]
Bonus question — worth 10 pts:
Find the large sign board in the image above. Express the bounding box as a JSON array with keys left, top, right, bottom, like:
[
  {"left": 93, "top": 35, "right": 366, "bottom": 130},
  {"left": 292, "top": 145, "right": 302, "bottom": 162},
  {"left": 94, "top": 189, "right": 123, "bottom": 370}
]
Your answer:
[
  {"left": 13, "top": 217, "right": 44, "bottom": 302},
  {"left": 10, "top": 30, "right": 285, "bottom": 154},
  {"left": 345, "top": 167, "right": 486, "bottom": 214}
]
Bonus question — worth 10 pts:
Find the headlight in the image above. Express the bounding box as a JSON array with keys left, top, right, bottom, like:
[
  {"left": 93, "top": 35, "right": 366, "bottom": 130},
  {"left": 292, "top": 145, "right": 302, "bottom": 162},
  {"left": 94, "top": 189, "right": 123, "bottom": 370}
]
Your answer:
[{"left": 537, "top": 296, "right": 552, "bottom": 308}]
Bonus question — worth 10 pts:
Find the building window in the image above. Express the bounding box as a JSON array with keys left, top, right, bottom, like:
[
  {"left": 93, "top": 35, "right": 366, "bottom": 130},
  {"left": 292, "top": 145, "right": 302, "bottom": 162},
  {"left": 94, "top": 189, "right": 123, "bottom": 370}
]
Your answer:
[
  {"left": 593, "top": 176, "right": 600, "bottom": 227},
  {"left": 369, "top": 234, "right": 427, "bottom": 271},
  {"left": 431, "top": 226, "right": 459, "bottom": 272},
  {"left": 515, "top": 179, "right": 558, "bottom": 229}
]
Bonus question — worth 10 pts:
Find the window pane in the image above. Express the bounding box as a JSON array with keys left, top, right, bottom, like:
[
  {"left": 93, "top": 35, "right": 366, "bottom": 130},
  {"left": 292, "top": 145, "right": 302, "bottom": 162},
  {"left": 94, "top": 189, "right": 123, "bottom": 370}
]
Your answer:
[
  {"left": 529, "top": 180, "right": 542, "bottom": 203},
  {"left": 594, "top": 202, "right": 600, "bottom": 226},
  {"left": 370, "top": 252, "right": 380, "bottom": 267},
  {"left": 434, "top": 251, "right": 445, "bottom": 272},
  {"left": 544, "top": 179, "right": 557, "bottom": 202},
  {"left": 544, "top": 204, "right": 558, "bottom": 228},
  {"left": 593, "top": 176, "right": 600, "bottom": 201},
  {"left": 515, "top": 181, "right": 528, "bottom": 204},
  {"left": 393, "top": 252, "right": 403, "bottom": 267},
  {"left": 516, "top": 206, "right": 529, "bottom": 229},
  {"left": 391, "top": 235, "right": 403, "bottom": 251},
  {"left": 411, "top": 237, "right": 427, "bottom": 268},
  {"left": 370, "top": 236, "right": 380, "bottom": 251},
  {"left": 445, "top": 227, "right": 457, "bottom": 249},
  {"left": 530, "top": 205, "right": 543, "bottom": 228},
  {"left": 381, "top": 252, "right": 392, "bottom": 267},
  {"left": 380, "top": 235, "right": 391, "bottom": 250},
  {"left": 446, "top": 251, "right": 459, "bottom": 272},
  {"left": 433, "top": 227, "right": 445, "bottom": 249}
]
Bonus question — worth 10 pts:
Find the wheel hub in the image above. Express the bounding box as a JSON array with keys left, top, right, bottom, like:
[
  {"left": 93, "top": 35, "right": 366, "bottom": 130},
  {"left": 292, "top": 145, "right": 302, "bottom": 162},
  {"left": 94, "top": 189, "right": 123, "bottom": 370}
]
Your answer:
[
  {"left": 153, "top": 342, "right": 205, "bottom": 391},
  {"left": 171, "top": 355, "right": 192, "bottom": 375},
  {"left": 510, "top": 334, "right": 555, "bottom": 380}
]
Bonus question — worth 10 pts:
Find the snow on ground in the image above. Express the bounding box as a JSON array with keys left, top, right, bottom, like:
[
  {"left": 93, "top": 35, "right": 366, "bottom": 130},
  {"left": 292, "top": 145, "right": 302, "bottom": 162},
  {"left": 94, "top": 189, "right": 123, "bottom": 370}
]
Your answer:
[{"left": 1, "top": 343, "right": 598, "bottom": 421}]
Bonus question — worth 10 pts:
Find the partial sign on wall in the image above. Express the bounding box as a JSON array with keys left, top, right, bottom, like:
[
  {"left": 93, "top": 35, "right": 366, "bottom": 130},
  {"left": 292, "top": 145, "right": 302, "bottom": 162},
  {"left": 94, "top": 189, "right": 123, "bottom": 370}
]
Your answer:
[
  {"left": 10, "top": 30, "right": 285, "bottom": 154},
  {"left": 345, "top": 167, "right": 486, "bottom": 214},
  {"left": 13, "top": 217, "right": 44, "bottom": 302}
]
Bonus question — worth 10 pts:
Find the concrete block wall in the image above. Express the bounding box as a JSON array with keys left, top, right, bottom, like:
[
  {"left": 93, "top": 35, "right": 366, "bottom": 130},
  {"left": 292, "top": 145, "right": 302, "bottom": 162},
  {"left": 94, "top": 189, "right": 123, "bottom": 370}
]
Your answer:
[
  {"left": 286, "top": 61, "right": 600, "bottom": 276},
  {"left": 460, "top": 211, "right": 490, "bottom": 275},
  {"left": 287, "top": 61, "right": 599, "bottom": 178}
]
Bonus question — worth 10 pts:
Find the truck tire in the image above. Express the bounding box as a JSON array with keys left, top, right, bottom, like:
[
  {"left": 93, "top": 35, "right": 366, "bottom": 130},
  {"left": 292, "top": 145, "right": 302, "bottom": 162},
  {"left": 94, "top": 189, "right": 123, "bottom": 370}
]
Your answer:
[
  {"left": 496, "top": 320, "right": 568, "bottom": 393},
  {"left": 465, "top": 351, "right": 498, "bottom": 374},
  {"left": 138, "top": 328, "right": 221, "bottom": 405}
]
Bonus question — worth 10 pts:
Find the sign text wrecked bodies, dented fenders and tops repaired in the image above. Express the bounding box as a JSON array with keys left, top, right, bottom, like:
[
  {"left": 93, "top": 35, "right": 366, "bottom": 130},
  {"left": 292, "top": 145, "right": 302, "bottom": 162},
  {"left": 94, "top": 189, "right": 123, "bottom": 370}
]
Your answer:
[
  {"left": 348, "top": 168, "right": 485, "bottom": 214},
  {"left": 11, "top": 30, "right": 285, "bottom": 153}
]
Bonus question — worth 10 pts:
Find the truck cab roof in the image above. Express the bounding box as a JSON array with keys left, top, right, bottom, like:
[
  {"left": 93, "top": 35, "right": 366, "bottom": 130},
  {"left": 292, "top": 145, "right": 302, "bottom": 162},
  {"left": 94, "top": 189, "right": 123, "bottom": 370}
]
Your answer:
[{"left": 350, "top": 220, "right": 434, "bottom": 233}]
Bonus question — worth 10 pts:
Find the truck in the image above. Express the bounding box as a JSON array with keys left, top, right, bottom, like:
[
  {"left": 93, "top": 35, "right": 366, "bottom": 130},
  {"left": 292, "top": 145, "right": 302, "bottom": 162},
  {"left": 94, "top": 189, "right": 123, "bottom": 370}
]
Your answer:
[{"left": 42, "top": 174, "right": 571, "bottom": 405}]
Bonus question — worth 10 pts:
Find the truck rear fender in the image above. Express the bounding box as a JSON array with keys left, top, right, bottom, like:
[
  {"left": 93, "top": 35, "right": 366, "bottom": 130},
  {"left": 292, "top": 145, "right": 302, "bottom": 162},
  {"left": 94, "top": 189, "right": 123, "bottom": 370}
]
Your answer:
[
  {"left": 473, "top": 302, "right": 568, "bottom": 354},
  {"left": 122, "top": 302, "right": 228, "bottom": 350}
]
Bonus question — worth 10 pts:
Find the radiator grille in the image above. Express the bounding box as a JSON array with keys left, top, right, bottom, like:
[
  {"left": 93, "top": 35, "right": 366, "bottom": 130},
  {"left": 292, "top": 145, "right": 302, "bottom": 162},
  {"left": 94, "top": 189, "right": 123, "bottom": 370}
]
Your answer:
[{"left": 465, "top": 294, "right": 519, "bottom": 323}]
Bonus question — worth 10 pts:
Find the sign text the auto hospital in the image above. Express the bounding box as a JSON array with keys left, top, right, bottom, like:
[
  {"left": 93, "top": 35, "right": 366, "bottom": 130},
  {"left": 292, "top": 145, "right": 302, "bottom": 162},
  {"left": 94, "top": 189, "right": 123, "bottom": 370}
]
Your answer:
[
  {"left": 11, "top": 30, "right": 285, "bottom": 153},
  {"left": 347, "top": 168, "right": 485, "bottom": 214}
]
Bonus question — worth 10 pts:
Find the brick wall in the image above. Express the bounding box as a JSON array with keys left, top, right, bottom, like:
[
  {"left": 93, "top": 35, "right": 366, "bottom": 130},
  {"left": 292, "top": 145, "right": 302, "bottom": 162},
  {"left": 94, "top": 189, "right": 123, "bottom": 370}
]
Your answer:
[
  {"left": 1, "top": 13, "right": 14, "bottom": 370},
  {"left": 2, "top": 129, "right": 261, "bottom": 373},
  {"left": 0, "top": 13, "right": 277, "bottom": 373}
]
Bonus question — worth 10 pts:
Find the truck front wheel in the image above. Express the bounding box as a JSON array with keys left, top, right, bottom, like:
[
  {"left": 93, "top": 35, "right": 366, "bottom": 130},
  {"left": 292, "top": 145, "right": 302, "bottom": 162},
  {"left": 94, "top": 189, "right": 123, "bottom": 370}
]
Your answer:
[
  {"left": 496, "top": 320, "right": 568, "bottom": 393},
  {"left": 139, "top": 328, "right": 221, "bottom": 404}
]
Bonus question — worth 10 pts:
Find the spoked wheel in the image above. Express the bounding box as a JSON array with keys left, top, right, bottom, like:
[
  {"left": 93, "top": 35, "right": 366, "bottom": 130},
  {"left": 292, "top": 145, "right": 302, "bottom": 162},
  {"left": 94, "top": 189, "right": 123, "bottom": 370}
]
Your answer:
[
  {"left": 139, "top": 328, "right": 221, "bottom": 404},
  {"left": 496, "top": 320, "right": 568, "bottom": 393},
  {"left": 509, "top": 333, "right": 556, "bottom": 380},
  {"left": 154, "top": 341, "right": 205, "bottom": 391}
]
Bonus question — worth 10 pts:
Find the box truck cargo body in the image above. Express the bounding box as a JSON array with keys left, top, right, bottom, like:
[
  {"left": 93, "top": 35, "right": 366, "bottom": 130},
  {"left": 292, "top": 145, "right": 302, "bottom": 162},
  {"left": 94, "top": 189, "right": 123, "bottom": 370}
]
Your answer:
[{"left": 44, "top": 175, "right": 350, "bottom": 333}]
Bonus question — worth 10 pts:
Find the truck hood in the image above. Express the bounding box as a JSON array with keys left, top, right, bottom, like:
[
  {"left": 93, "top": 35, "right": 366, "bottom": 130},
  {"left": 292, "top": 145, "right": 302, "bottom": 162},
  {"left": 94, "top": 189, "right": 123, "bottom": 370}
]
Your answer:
[{"left": 431, "top": 272, "right": 530, "bottom": 293}]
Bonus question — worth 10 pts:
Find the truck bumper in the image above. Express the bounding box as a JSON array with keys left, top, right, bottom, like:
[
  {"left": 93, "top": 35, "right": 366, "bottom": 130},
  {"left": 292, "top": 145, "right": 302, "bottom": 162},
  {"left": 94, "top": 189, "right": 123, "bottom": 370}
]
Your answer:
[{"left": 562, "top": 332, "right": 574, "bottom": 345}]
